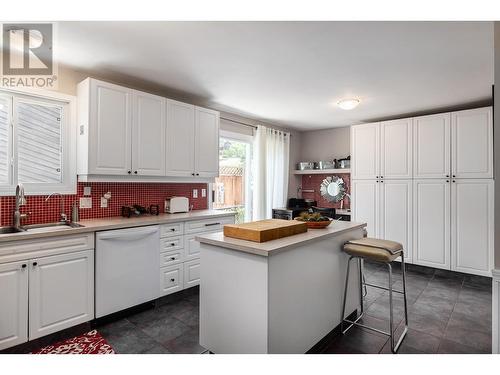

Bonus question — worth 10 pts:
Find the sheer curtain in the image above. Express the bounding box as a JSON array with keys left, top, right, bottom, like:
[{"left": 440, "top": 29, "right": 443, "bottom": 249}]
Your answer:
[{"left": 252, "top": 125, "right": 290, "bottom": 220}]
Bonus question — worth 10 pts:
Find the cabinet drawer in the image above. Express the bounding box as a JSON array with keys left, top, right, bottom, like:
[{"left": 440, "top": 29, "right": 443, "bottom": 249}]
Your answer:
[
  {"left": 184, "top": 259, "right": 200, "bottom": 289},
  {"left": 184, "top": 216, "right": 235, "bottom": 234},
  {"left": 160, "top": 223, "right": 184, "bottom": 238},
  {"left": 160, "top": 236, "right": 183, "bottom": 252},
  {"left": 160, "top": 264, "right": 183, "bottom": 296},
  {"left": 160, "top": 250, "right": 184, "bottom": 267}
]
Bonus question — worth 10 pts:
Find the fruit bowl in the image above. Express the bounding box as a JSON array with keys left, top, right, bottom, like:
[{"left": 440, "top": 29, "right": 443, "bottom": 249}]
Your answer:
[{"left": 294, "top": 212, "right": 333, "bottom": 229}]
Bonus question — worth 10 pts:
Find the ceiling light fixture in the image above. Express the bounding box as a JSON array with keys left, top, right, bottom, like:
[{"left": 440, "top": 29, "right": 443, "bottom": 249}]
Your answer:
[{"left": 337, "top": 98, "right": 360, "bottom": 110}]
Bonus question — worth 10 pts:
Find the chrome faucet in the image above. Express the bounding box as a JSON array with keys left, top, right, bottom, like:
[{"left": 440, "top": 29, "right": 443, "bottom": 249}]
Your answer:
[
  {"left": 13, "top": 184, "right": 28, "bottom": 230},
  {"left": 45, "top": 193, "right": 68, "bottom": 223}
]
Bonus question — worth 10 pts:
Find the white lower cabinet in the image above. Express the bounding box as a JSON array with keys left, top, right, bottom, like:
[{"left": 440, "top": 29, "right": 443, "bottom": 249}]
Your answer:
[
  {"left": 351, "top": 180, "right": 380, "bottom": 238},
  {"left": 413, "top": 179, "right": 451, "bottom": 270},
  {"left": 184, "top": 259, "right": 201, "bottom": 289},
  {"left": 451, "top": 179, "right": 494, "bottom": 276},
  {"left": 29, "top": 250, "right": 94, "bottom": 340},
  {"left": 160, "top": 264, "right": 184, "bottom": 296},
  {"left": 0, "top": 261, "right": 28, "bottom": 351}
]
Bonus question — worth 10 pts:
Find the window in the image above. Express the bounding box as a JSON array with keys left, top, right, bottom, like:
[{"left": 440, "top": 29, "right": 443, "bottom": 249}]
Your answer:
[
  {"left": 213, "top": 132, "right": 253, "bottom": 223},
  {"left": 0, "top": 90, "right": 75, "bottom": 195}
]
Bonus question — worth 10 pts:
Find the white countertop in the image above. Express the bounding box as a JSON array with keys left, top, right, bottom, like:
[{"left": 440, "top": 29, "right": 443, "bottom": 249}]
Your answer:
[
  {"left": 196, "top": 220, "right": 366, "bottom": 257},
  {"left": 0, "top": 210, "right": 235, "bottom": 243}
]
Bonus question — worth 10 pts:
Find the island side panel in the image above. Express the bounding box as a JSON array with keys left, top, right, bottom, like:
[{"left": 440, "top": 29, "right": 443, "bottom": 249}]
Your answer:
[
  {"left": 267, "top": 228, "right": 364, "bottom": 354},
  {"left": 199, "top": 243, "right": 269, "bottom": 353}
]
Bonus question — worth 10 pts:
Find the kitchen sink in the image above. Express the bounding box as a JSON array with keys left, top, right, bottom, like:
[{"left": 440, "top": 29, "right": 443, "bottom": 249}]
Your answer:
[{"left": 0, "top": 222, "right": 84, "bottom": 235}]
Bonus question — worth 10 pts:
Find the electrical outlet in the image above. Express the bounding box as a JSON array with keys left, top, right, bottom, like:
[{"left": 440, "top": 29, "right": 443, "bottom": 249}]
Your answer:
[
  {"left": 193, "top": 189, "right": 198, "bottom": 198},
  {"left": 83, "top": 186, "right": 91, "bottom": 196},
  {"left": 100, "top": 197, "right": 108, "bottom": 208},
  {"left": 201, "top": 188, "right": 206, "bottom": 198},
  {"left": 79, "top": 197, "right": 92, "bottom": 209}
]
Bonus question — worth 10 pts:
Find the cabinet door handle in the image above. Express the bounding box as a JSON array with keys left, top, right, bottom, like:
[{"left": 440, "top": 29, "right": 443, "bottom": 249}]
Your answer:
[
  {"left": 446, "top": 180, "right": 450, "bottom": 183},
  {"left": 446, "top": 175, "right": 449, "bottom": 178},
  {"left": 380, "top": 176, "right": 383, "bottom": 179},
  {"left": 191, "top": 173, "right": 195, "bottom": 176},
  {"left": 452, "top": 175, "right": 456, "bottom": 178},
  {"left": 170, "top": 228, "right": 176, "bottom": 232},
  {"left": 205, "top": 222, "right": 220, "bottom": 227},
  {"left": 196, "top": 173, "right": 200, "bottom": 176},
  {"left": 21, "top": 264, "right": 27, "bottom": 269},
  {"left": 134, "top": 171, "right": 138, "bottom": 174},
  {"left": 170, "top": 278, "right": 175, "bottom": 282},
  {"left": 127, "top": 171, "right": 131, "bottom": 174},
  {"left": 32, "top": 262, "right": 38, "bottom": 267},
  {"left": 453, "top": 180, "right": 456, "bottom": 183},
  {"left": 376, "top": 176, "right": 379, "bottom": 178},
  {"left": 170, "top": 257, "right": 176, "bottom": 261},
  {"left": 170, "top": 243, "right": 176, "bottom": 246}
]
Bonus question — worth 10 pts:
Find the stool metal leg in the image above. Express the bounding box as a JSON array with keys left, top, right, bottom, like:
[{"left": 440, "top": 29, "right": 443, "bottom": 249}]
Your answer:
[
  {"left": 358, "top": 257, "right": 364, "bottom": 315},
  {"left": 387, "top": 263, "right": 394, "bottom": 351}
]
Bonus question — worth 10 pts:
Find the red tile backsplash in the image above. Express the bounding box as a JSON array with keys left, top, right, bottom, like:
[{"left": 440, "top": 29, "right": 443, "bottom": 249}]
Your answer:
[
  {"left": 301, "top": 173, "right": 351, "bottom": 209},
  {"left": 0, "top": 182, "right": 208, "bottom": 226}
]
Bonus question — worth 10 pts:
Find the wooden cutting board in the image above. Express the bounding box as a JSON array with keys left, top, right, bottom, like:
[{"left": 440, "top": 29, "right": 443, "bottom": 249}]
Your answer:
[{"left": 223, "top": 219, "right": 308, "bottom": 243}]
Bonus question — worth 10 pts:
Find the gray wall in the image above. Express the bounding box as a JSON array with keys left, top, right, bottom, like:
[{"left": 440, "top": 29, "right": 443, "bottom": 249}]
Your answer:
[
  {"left": 299, "top": 127, "right": 351, "bottom": 162},
  {"left": 495, "top": 23, "right": 500, "bottom": 269}
]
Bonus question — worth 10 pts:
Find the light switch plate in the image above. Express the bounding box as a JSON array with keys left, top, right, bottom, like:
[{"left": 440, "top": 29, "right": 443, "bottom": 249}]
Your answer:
[
  {"left": 193, "top": 189, "right": 198, "bottom": 198},
  {"left": 79, "top": 197, "right": 92, "bottom": 209},
  {"left": 201, "top": 188, "right": 206, "bottom": 197},
  {"left": 100, "top": 197, "right": 108, "bottom": 208},
  {"left": 83, "top": 186, "right": 91, "bottom": 196}
]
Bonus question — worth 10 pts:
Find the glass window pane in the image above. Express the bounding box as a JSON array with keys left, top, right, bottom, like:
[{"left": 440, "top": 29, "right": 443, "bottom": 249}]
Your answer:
[
  {"left": 17, "top": 101, "right": 63, "bottom": 184},
  {"left": 0, "top": 97, "right": 9, "bottom": 184}
]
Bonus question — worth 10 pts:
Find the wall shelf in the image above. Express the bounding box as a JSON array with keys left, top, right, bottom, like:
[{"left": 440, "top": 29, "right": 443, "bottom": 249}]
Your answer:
[{"left": 293, "top": 168, "right": 351, "bottom": 175}]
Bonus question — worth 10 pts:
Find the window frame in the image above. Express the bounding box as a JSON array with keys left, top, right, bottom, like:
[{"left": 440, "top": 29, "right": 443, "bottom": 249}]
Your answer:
[{"left": 0, "top": 88, "right": 76, "bottom": 196}]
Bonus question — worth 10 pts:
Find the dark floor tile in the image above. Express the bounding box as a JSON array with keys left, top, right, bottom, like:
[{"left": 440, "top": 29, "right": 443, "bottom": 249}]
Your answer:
[
  {"left": 365, "top": 294, "right": 406, "bottom": 324},
  {"left": 427, "top": 278, "right": 463, "bottom": 293},
  {"left": 323, "top": 326, "right": 389, "bottom": 354},
  {"left": 163, "top": 328, "right": 205, "bottom": 354},
  {"left": 141, "top": 345, "right": 172, "bottom": 354},
  {"left": 453, "top": 300, "right": 491, "bottom": 320},
  {"left": 433, "top": 269, "right": 466, "bottom": 281},
  {"left": 437, "top": 339, "right": 489, "bottom": 354},
  {"left": 413, "top": 293, "right": 456, "bottom": 314},
  {"left": 447, "top": 311, "right": 491, "bottom": 334},
  {"left": 406, "top": 311, "right": 450, "bottom": 337},
  {"left": 463, "top": 275, "right": 492, "bottom": 291},
  {"left": 357, "top": 314, "right": 392, "bottom": 336},
  {"left": 458, "top": 286, "right": 492, "bottom": 304},
  {"left": 443, "top": 326, "right": 491, "bottom": 352},
  {"left": 406, "top": 264, "right": 436, "bottom": 277},
  {"left": 137, "top": 316, "right": 192, "bottom": 345},
  {"left": 385, "top": 327, "right": 440, "bottom": 354}
]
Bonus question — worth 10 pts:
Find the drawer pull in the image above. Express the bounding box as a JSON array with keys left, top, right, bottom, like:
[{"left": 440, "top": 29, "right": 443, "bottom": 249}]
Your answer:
[
  {"left": 21, "top": 264, "right": 27, "bottom": 269},
  {"left": 170, "top": 257, "right": 176, "bottom": 260},
  {"left": 170, "top": 278, "right": 175, "bottom": 282},
  {"left": 204, "top": 222, "right": 220, "bottom": 227},
  {"left": 170, "top": 243, "right": 176, "bottom": 246},
  {"left": 170, "top": 228, "right": 176, "bottom": 232}
]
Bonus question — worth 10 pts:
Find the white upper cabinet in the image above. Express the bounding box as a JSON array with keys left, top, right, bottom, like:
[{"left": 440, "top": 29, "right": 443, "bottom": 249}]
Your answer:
[
  {"left": 0, "top": 261, "right": 28, "bottom": 351},
  {"left": 132, "top": 92, "right": 166, "bottom": 176},
  {"left": 166, "top": 99, "right": 196, "bottom": 177},
  {"left": 413, "top": 179, "right": 451, "bottom": 270},
  {"left": 413, "top": 113, "right": 451, "bottom": 179},
  {"left": 86, "top": 79, "right": 133, "bottom": 175},
  {"left": 351, "top": 123, "right": 380, "bottom": 179},
  {"left": 195, "top": 107, "right": 220, "bottom": 177},
  {"left": 351, "top": 180, "right": 380, "bottom": 237},
  {"left": 451, "top": 179, "right": 494, "bottom": 276},
  {"left": 380, "top": 119, "right": 413, "bottom": 179},
  {"left": 451, "top": 107, "right": 493, "bottom": 179}
]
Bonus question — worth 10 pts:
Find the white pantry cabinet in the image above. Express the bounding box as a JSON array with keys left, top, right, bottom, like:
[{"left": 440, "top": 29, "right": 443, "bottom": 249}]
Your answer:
[
  {"left": 0, "top": 261, "right": 28, "bottom": 351},
  {"left": 451, "top": 108, "right": 493, "bottom": 179},
  {"left": 413, "top": 113, "right": 451, "bottom": 179},
  {"left": 351, "top": 123, "right": 380, "bottom": 180},
  {"left": 380, "top": 119, "right": 413, "bottom": 179},
  {"left": 413, "top": 179, "right": 451, "bottom": 270},
  {"left": 351, "top": 180, "right": 380, "bottom": 238},
  {"left": 451, "top": 179, "right": 494, "bottom": 276},
  {"left": 195, "top": 107, "right": 220, "bottom": 177}
]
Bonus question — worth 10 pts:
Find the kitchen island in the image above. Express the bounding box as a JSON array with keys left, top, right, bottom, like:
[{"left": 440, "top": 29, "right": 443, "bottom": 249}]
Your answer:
[{"left": 195, "top": 220, "right": 366, "bottom": 354}]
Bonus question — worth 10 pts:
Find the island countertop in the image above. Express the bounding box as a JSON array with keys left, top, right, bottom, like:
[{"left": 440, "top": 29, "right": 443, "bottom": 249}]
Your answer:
[{"left": 195, "top": 220, "right": 366, "bottom": 256}]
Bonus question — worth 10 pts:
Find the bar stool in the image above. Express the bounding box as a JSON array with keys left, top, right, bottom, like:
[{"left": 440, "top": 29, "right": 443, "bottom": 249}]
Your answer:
[{"left": 340, "top": 238, "right": 409, "bottom": 353}]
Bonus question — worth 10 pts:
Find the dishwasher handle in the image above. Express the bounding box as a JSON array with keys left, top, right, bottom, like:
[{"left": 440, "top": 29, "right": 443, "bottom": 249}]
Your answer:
[{"left": 98, "top": 227, "right": 159, "bottom": 241}]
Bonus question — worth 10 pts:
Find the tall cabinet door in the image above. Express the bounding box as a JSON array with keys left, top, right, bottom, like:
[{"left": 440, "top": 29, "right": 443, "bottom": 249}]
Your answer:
[
  {"left": 29, "top": 250, "right": 94, "bottom": 340},
  {"left": 132, "top": 92, "right": 166, "bottom": 176},
  {"left": 89, "top": 79, "right": 132, "bottom": 175},
  {"left": 413, "top": 113, "right": 451, "bottom": 178},
  {"left": 380, "top": 119, "right": 412, "bottom": 179},
  {"left": 195, "top": 107, "right": 220, "bottom": 177},
  {"left": 451, "top": 107, "right": 493, "bottom": 179},
  {"left": 451, "top": 179, "right": 494, "bottom": 276},
  {"left": 352, "top": 180, "right": 380, "bottom": 238},
  {"left": 0, "top": 261, "right": 28, "bottom": 351},
  {"left": 351, "top": 123, "right": 380, "bottom": 179},
  {"left": 413, "top": 179, "right": 451, "bottom": 270},
  {"left": 379, "top": 180, "right": 413, "bottom": 263},
  {"left": 166, "top": 99, "right": 196, "bottom": 177}
]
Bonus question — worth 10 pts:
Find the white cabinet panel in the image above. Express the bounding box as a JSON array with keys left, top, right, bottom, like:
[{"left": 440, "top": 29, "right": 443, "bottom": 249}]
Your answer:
[
  {"left": 451, "top": 107, "right": 493, "bottom": 179},
  {"left": 160, "top": 264, "right": 184, "bottom": 296},
  {"left": 132, "top": 92, "right": 166, "bottom": 176},
  {"left": 195, "top": 107, "right": 219, "bottom": 177},
  {"left": 166, "top": 99, "right": 196, "bottom": 177},
  {"left": 0, "top": 261, "right": 28, "bottom": 350},
  {"left": 413, "top": 180, "right": 450, "bottom": 270},
  {"left": 380, "top": 119, "right": 412, "bottom": 179},
  {"left": 89, "top": 80, "right": 132, "bottom": 175},
  {"left": 184, "top": 233, "right": 203, "bottom": 261},
  {"left": 29, "top": 250, "right": 94, "bottom": 340},
  {"left": 184, "top": 259, "right": 201, "bottom": 289},
  {"left": 352, "top": 180, "right": 379, "bottom": 238},
  {"left": 351, "top": 123, "right": 380, "bottom": 179},
  {"left": 413, "top": 113, "right": 451, "bottom": 178},
  {"left": 451, "top": 179, "right": 494, "bottom": 276},
  {"left": 379, "top": 180, "right": 413, "bottom": 263}
]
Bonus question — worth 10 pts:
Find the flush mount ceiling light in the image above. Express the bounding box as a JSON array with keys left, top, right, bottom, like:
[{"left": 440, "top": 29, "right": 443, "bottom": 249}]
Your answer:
[{"left": 337, "top": 98, "right": 360, "bottom": 110}]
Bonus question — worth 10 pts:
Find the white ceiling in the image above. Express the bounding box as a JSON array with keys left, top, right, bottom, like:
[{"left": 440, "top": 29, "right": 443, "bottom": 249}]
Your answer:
[{"left": 57, "top": 21, "right": 494, "bottom": 130}]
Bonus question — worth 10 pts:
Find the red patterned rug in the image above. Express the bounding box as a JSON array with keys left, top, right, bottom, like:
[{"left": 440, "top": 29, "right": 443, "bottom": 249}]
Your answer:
[{"left": 31, "top": 330, "right": 115, "bottom": 354}]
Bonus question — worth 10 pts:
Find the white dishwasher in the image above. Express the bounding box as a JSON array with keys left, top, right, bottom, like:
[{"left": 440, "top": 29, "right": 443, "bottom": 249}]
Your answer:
[{"left": 95, "top": 225, "right": 160, "bottom": 318}]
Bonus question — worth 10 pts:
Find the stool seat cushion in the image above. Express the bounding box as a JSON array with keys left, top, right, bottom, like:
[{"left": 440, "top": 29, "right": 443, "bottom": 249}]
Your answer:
[{"left": 343, "top": 238, "right": 403, "bottom": 263}]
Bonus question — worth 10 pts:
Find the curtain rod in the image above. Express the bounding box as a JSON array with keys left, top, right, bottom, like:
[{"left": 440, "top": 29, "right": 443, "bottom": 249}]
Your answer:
[{"left": 220, "top": 116, "right": 291, "bottom": 136}]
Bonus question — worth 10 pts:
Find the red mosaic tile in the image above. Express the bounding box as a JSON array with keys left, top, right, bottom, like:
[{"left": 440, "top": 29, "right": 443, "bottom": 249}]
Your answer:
[
  {"left": 301, "top": 173, "right": 351, "bottom": 209},
  {"left": 0, "top": 182, "right": 208, "bottom": 226}
]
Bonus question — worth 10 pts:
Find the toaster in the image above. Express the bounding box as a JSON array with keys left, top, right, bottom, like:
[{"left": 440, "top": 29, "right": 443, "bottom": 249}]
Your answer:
[{"left": 165, "top": 197, "right": 190, "bottom": 214}]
